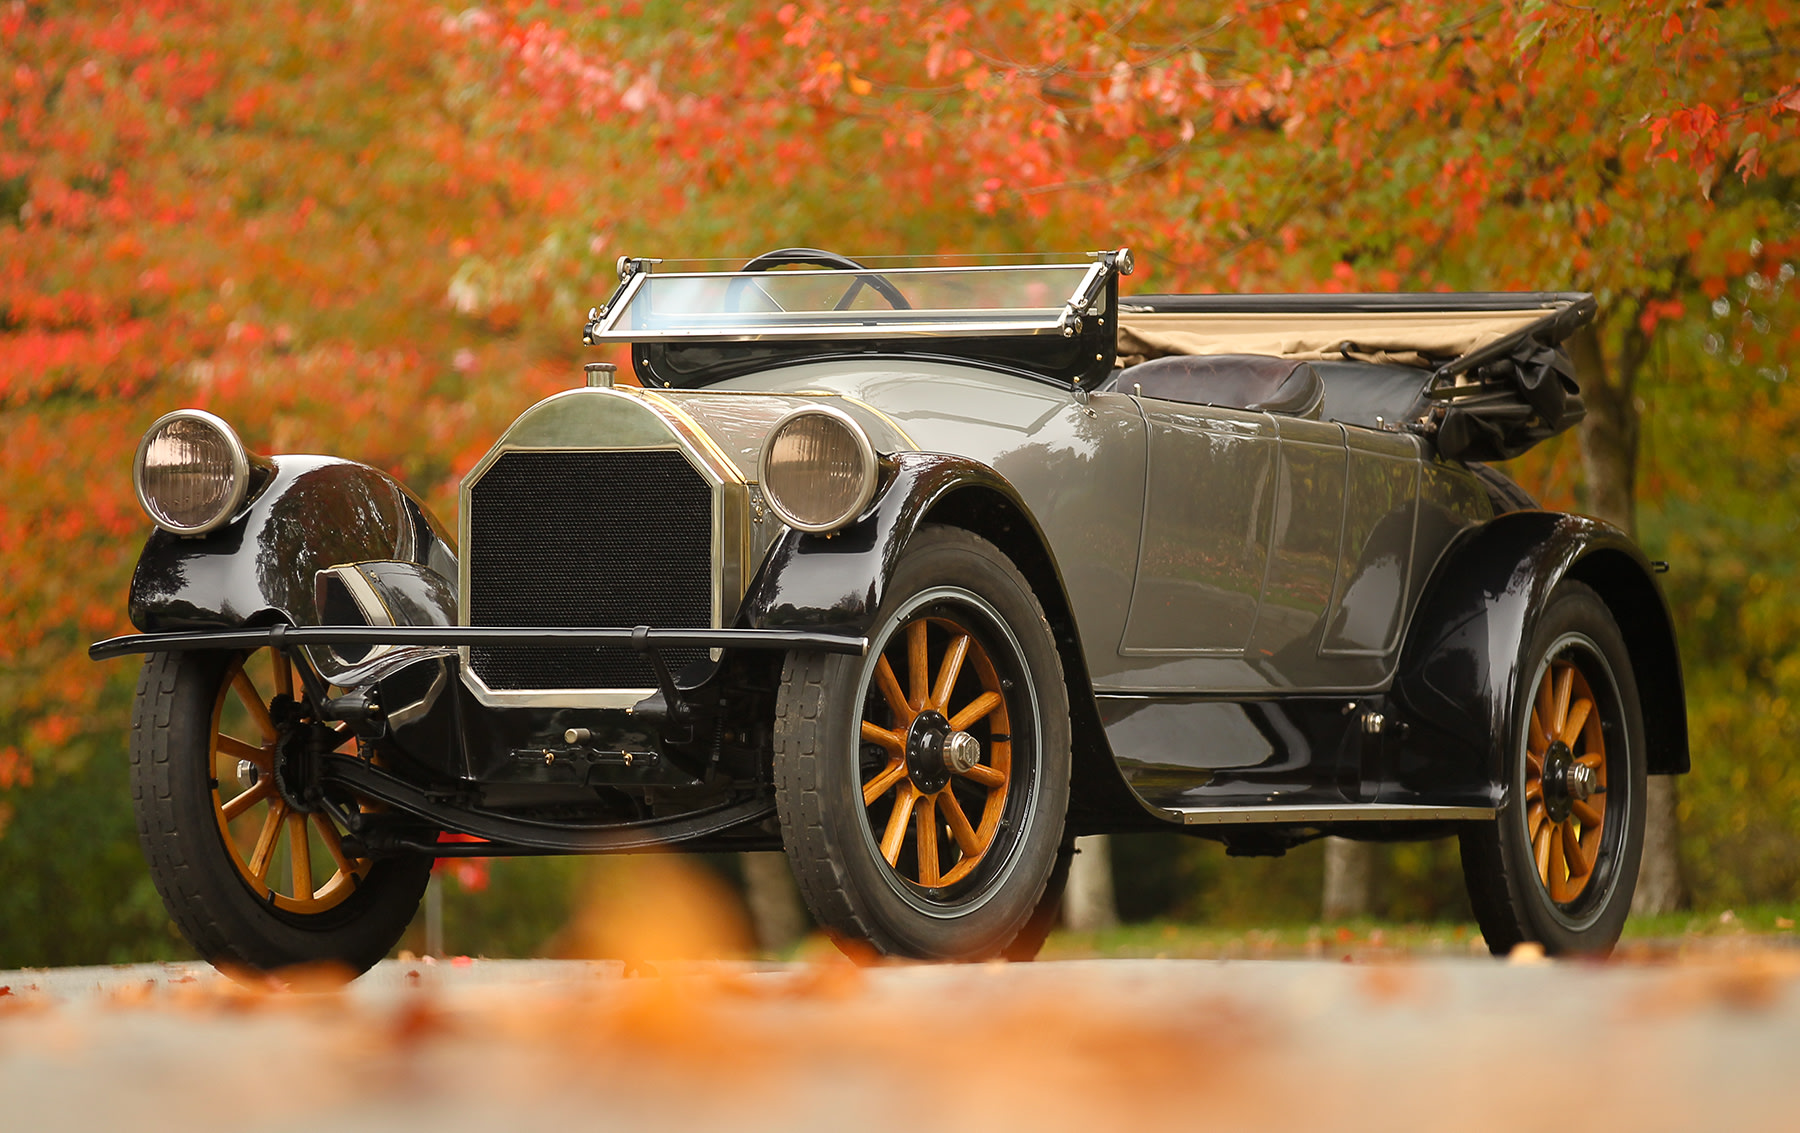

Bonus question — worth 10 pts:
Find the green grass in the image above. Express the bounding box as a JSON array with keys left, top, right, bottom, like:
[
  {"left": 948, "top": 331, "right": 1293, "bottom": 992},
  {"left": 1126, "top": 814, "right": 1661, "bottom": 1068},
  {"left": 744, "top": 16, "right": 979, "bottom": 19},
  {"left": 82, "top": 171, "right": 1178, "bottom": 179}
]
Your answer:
[{"left": 1037, "top": 905, "right": 1800, "bottom": 961}]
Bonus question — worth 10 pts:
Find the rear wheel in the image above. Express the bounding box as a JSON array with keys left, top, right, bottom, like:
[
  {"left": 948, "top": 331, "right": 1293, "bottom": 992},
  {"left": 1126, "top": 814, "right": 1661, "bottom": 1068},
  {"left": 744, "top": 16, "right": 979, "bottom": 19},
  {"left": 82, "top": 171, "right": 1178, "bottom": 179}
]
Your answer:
[
  {"left": 773, "top": 527, "right": 1071, "bottom": 960},
  {"left": 1460, "top": 582, "right": 1646, "bottom": 956},
  {"left": 131, "top": 648, "right": 431, "bottom": 974}
]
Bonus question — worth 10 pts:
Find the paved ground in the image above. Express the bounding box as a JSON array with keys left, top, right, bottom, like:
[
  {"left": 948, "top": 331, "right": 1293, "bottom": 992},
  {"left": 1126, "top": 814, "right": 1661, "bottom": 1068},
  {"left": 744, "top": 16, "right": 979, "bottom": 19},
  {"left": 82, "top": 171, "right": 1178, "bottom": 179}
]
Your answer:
[{"left": 3, "top": 948, "right": 1798, "bottom": 1132}]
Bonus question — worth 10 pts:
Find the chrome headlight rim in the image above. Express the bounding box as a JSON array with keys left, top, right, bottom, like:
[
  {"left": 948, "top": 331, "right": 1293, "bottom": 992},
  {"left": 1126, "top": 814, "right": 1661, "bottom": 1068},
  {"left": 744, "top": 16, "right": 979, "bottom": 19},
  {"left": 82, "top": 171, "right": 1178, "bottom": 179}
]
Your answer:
[
  {"left": 133, "top": 408, "right": 252, "bottom": 536},
  {"left": 757, "top": 404, "right": 880, "bottom": 535}
]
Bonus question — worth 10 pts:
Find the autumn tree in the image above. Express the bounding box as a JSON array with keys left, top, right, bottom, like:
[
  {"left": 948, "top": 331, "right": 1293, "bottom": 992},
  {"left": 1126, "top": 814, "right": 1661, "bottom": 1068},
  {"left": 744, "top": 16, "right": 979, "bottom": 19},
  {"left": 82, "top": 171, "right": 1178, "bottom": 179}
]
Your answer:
[{"left": 3, "top": 1, "right": 1797, "bottom": 955}]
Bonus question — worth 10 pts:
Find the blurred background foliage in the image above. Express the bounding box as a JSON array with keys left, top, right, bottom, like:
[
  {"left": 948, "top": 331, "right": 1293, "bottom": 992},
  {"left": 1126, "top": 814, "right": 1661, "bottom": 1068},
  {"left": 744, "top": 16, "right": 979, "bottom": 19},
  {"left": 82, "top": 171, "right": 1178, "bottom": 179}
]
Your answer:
[{"left": 1, "top": 0, "right": 1797, "bottom": 964}]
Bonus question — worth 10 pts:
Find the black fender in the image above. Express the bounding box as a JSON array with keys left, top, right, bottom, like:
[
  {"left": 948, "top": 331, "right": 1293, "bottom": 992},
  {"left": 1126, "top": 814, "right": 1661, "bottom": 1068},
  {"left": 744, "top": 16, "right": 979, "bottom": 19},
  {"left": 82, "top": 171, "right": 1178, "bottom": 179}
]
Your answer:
[
  {"left": 740, "top": 451, "right": 1158, "bottom": 834},
  {"left": 129, "top": 455, "right": 457, "bottom": 632},
  {"left": 1387, "top": 510, "right": 1688, "bottom": 806}
]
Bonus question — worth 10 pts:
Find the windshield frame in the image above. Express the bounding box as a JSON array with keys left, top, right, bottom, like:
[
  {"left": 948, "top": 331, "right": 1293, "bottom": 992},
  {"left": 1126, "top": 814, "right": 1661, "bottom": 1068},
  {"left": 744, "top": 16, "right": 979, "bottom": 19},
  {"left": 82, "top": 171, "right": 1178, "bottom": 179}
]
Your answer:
[{"left": 586, "top": 260, "right": 1110, "bottom": 343}]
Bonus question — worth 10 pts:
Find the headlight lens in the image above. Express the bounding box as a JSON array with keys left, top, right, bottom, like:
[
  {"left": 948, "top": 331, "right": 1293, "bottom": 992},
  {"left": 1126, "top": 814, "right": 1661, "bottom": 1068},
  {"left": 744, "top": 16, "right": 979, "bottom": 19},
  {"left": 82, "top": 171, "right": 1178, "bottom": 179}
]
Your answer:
[
  {"left": 133, "top": 410, "right": 251, "bottom": 535},
  {"left": 758, "top": 407, "right": 879, "bottom": 533}
]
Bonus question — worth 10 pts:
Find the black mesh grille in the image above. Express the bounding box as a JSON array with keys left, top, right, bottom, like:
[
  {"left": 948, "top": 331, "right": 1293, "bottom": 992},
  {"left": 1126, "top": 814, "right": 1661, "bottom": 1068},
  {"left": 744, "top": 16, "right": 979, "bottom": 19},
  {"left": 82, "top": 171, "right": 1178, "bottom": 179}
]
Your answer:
[{"left": 467, "top": 450, "right": 713, "bottom": 690}]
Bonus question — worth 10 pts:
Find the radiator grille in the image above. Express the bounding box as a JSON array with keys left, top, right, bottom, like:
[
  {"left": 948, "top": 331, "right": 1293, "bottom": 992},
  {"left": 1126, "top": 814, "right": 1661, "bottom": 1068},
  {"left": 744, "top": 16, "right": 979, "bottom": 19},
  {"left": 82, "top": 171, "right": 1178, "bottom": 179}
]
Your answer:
[{"left": 467, "top": 449, "right": 713, "bottom": 690}]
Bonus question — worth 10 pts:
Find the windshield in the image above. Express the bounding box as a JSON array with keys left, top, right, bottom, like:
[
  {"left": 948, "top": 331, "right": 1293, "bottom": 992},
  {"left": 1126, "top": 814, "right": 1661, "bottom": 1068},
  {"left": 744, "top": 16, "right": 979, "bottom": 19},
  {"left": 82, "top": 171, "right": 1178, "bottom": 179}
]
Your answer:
[{"left": 588, "top": 262, "right": 1104, "bottom": 342}]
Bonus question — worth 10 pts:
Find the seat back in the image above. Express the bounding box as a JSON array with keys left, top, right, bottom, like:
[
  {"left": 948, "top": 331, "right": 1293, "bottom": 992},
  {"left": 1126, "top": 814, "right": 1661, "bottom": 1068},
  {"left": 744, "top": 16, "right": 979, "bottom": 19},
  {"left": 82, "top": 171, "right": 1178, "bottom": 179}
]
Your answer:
[{"left": 1113, "top": 354, "right": 1325, "bottom": 419}]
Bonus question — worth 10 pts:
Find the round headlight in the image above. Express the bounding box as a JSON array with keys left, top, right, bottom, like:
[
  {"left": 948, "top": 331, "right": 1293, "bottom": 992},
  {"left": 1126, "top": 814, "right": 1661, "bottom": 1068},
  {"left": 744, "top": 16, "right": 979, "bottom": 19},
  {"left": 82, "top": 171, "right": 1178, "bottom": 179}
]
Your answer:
[
  {"left": 133, "top": 409, "right": 252, "bottom": 535},
  {"left": 758, "top": 406, "right": 879, "bottom": 533}
]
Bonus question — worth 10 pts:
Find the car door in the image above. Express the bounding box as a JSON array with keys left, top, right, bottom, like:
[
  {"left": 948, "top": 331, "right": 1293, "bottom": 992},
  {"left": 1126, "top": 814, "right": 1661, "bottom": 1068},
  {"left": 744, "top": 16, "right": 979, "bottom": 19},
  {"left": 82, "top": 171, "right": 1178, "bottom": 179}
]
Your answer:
[
  {"left": 1245, "top": 414, "right": 1351, "bottom": 681},
  {"left": 1118, "top": 398, "right": 1278, "bottom": 658}
]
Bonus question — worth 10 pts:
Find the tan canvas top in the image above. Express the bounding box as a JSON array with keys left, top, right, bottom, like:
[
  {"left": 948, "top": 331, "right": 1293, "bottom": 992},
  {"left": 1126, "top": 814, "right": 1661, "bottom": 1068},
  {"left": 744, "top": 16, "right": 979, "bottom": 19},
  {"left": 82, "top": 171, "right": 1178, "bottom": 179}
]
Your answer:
[{"left": 1116, "top": 309, "right": 1549, "bottom": 369}]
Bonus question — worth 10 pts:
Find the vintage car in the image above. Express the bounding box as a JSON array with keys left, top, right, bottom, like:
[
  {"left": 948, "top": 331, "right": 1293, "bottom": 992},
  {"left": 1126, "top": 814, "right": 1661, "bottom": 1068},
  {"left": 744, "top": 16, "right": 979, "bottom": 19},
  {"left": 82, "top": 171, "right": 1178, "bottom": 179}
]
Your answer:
[{"left": 94, "top": 248, "right": 1688, "bottom": 972}]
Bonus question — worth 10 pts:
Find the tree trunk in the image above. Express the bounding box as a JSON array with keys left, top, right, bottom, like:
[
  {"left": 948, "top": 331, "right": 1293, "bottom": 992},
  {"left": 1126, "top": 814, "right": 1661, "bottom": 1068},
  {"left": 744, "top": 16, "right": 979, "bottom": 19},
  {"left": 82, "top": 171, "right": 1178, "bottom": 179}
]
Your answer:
[
  {"left": 1571, "top": 323, "right": 1687, "bottom": 916},
  {"left": 1062, "top": 834, "right": 1119, "bottom": 931},
  {"left": 740, "top": 852, "right": 809, "bottom": 953},
  {"left": 1321, "top": 837, "right": 1374, "bottom": 921},
  {"left": 1631, "top": 776, "right": 1686, "bottom": 916}
]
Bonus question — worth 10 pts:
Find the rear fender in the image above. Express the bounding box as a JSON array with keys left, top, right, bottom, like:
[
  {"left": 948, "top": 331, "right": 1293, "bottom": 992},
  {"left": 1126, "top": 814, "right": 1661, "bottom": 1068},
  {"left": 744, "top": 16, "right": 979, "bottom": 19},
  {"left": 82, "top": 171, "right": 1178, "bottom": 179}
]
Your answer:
[{"left": 1388, "top": 511, "right": 1688, "bottom": 805}]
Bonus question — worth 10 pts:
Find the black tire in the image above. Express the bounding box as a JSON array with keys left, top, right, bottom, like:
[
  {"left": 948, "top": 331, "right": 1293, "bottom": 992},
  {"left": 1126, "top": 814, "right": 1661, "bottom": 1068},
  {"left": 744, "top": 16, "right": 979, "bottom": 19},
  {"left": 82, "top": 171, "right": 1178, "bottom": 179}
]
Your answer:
[
  {"left": 1000, "top": 840, "right": 1074, "bottom": 961},
  {"left": 131, "top": 649, "right": 431, "bottom": 974},
  {"left": 1460, "top": 582, "right": 1647, "bottom": 956},
  {"left": 773, "top": 526, "right": 1072, "bottom": 960}
]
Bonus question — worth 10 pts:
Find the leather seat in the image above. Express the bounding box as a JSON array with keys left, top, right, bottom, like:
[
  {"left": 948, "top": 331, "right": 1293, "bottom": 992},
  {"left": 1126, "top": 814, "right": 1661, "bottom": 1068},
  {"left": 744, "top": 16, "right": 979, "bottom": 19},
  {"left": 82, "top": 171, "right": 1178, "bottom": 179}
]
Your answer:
[{"left": 1108, "top": 354, "right": 1326, "bottom": 419}]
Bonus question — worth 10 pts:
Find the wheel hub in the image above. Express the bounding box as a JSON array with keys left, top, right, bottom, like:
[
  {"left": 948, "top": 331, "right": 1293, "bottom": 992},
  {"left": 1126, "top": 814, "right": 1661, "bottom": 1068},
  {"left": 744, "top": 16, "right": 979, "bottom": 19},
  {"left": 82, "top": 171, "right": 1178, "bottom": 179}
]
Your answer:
[
  {"left": 1540, "top": 739, "right": 1586, "bottom": 823},
  {"left": 906, "top": 710, "right": 953, "bottom": 793}
]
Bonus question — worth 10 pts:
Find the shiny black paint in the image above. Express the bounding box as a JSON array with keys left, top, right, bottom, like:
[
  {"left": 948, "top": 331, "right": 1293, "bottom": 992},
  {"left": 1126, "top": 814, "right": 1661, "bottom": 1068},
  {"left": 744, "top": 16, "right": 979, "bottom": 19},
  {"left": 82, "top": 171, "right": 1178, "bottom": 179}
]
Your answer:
[
  {"left": 1385, "top": 510, "right": 1688, "bottom": 807},
  {"left": 1101, "top": 695, "right": 1371, "bottom": 811},
  {"left": 739, "top": 454, "right": 1047, "bottom": 634},
  {"left": 129, "top": 456, "right": 456, "bottom": 632}
]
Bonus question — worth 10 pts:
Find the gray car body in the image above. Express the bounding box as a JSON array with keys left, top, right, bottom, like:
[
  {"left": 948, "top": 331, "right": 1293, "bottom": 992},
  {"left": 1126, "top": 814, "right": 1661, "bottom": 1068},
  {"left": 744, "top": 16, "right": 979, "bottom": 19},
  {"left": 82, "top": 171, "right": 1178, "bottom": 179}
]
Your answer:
[{"left": 469, "top": 356, "right": 1497, "bottom": 829}]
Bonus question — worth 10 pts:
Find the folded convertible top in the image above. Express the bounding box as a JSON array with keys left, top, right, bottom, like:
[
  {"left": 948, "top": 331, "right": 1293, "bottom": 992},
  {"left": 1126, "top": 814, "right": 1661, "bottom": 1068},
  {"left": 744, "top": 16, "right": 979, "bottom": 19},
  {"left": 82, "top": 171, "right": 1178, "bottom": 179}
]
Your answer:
[{"left": 1117, "top": 291, "right": 1598, "bottom": 462}]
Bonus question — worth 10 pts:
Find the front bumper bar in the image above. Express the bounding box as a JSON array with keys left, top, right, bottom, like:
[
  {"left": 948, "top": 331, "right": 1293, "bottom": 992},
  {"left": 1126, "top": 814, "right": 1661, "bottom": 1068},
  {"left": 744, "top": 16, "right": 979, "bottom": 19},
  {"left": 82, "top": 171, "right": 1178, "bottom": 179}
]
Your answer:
[{"left": 88, "top": 624, "right": 869, "bottom": 662}]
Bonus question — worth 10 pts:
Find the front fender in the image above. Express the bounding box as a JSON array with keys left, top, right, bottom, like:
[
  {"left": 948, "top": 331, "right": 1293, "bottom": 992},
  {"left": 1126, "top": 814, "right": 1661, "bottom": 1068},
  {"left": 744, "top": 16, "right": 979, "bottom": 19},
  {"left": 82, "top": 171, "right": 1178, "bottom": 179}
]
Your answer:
[
  {"left": 1388, "top": 510, "right": 1688, "bottom": 805},
  {"left": 739, "top": 451, "right": 1159, "bottom": 834},
  {"left": 738, "top": 452, "right": 1049, "bottom": 634},
  {"left": 129, "top": 455, "right": 457, "bottom": 632}
]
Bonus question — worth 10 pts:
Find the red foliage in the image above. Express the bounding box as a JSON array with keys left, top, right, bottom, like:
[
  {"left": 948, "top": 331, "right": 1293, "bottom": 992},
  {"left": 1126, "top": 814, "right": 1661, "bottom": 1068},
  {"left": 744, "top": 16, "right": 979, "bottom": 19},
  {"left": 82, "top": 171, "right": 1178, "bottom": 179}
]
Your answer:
[{"left": 0, "top": 0, "right": 1794, "bottom": 795}]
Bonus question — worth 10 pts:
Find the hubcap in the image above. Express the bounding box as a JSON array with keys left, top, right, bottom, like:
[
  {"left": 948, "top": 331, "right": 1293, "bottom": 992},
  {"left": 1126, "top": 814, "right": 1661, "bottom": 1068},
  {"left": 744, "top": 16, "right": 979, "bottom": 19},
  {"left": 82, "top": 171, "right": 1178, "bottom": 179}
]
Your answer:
[{"left": 906, "top": 710, "right": 953, "bottom": 793}]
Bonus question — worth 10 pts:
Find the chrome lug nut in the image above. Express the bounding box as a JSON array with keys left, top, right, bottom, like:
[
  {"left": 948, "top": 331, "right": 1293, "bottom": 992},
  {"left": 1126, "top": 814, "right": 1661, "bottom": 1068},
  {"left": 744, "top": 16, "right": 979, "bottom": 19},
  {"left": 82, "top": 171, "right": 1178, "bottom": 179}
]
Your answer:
[{"left": 944, "top": 731, "right": 982, "bottom": 775}]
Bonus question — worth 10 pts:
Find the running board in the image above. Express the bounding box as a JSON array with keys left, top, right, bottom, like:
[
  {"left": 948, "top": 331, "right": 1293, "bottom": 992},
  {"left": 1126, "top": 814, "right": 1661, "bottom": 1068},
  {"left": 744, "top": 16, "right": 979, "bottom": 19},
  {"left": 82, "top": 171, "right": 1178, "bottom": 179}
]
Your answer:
[{"left": 1165, "top": 803, "right": 1494, "bottom": 826}]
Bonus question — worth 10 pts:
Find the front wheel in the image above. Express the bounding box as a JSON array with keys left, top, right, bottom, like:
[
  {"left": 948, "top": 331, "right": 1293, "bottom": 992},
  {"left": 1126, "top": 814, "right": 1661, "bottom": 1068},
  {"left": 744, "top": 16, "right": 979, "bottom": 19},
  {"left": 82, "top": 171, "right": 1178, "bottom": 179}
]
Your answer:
[
  {"left": 1460, "top": 582, "right": 1647, "bottom": 956},
  {"left": 773, "top": 526, "right": 1072, "bottom": 960},
  {"left": 131, "top": 648, "right": 432, "bottom": 974}
]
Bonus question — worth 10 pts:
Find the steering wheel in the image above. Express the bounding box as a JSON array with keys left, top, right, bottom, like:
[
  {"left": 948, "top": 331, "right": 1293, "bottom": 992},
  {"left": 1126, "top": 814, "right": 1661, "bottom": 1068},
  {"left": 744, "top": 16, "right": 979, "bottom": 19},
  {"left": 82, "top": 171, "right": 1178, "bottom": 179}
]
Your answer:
[{"left": 723, "top": 247, "right": 914, "bottom": 313}]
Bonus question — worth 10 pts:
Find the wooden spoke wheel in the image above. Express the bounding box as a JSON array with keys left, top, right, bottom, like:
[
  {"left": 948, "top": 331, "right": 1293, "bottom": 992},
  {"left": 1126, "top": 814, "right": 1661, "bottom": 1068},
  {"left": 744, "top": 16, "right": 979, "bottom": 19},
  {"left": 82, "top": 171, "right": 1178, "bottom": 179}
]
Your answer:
[
  {"left": 773, "top": 527, "right": 1072, "bottom": 961},
  {"left": 1460, "top": 582, "right": 1646, "bottom": 957},
  {"left": 857, "top": 613, "right": 1014, "bottom": 891},
  {"left": 210, "top": 649, "right": 371, "bottom": 914},
  {"left": 1522, "top": 657, "right": 1608, "bottom": 905},
  {"left": 130, "top": 647, "right": 432, "bottom": 975}
]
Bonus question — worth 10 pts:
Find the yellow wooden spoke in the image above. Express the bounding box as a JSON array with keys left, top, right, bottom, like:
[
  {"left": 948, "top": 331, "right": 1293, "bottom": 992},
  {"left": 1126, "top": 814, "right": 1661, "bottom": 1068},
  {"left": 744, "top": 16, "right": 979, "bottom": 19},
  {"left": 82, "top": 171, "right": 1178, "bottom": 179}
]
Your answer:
[
  {"left": 288, "top": 812, "right": 313, "bottom": 900},
  {"left": 907, "top": 620, "right": 930, "bottom": 710},
  {"left": 1561, "top": 698, "right": 1593, "bottom": 749},
  {"left": 1526, "top": 799, "right": 1546, "bottom": 838},
  {"left": 862, "top": 758, "right": 909, "bottom": 806},
  {"left": 1532, "top": 820, "right": 1553, "bottom": 885},
  {"left": 949, "top": 691, "right": 1003, "bottom": 732},
  {"left": 232, "top": 670, "right": 278, "bottom": 743},
  {"left": 914, "top": 793, "right": 939, "bottom": 886},
  {"left": 880, "top": 784, "right": 918, "bottom": 866},
  {"left": 930, "top": 634, "right": 970, "bottom": 713},
  {"left": 220, "top": 778, "right": 273, "bottom": 822},
  {"left": 272, "top": 653, "right": 293, "bottom": 700},
  {"left": 1572, "top": 797, "right": 1605, "bottom": 827},
  {"left": 313, "top": 813, "right": 358, "bottom": 877},
  {"left": 1552, "top": 664, "right": 1573, "bottom": 737},
  {"left": 960, "top": 762, "right": 1007, "bottom": 789},
  {"left": 1563, "top": 822, "right": 1594, "bottom": 880},
  {"left": 939, "top": 789, "right": 981, "bottom": 857},
  {"left": 861, "top": 720, "right": 905, "bottom": 754},
  {"left": 1536, "top": 670, "right": 1557, "bottom": 751},
  {"left": 874, "top": 656, "right": 911, "bottom": 722},
  {"left": 249, "top": 800, "right": 288, "bottom": 883},
  {"left": 1530, "top": 707, "right": 1550, "bottom": 755},
  {"left": 216, "top": 733, "right": 271, "bottom": 770}
]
